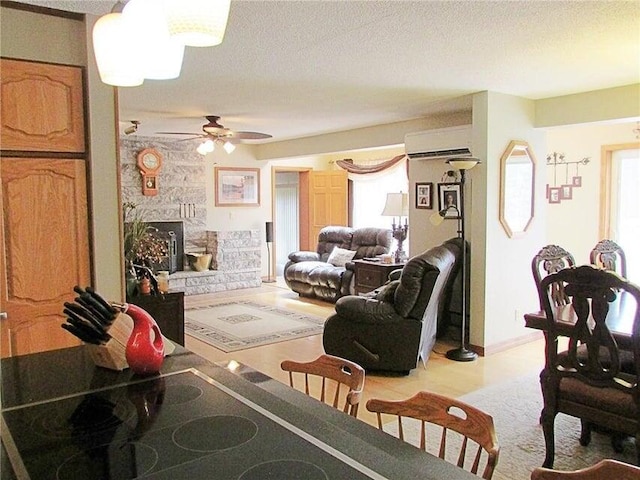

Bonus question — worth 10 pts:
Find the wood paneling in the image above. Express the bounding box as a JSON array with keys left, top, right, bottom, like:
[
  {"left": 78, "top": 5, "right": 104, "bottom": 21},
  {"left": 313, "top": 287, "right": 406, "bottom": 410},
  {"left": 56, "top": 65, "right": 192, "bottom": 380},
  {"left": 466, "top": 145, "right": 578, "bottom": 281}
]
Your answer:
[
  {"left": 1, "top": 58, "right": 85, "bottom": 153},
  {"left": 0, "top": 158, "right": 90, "bottom": 356}
]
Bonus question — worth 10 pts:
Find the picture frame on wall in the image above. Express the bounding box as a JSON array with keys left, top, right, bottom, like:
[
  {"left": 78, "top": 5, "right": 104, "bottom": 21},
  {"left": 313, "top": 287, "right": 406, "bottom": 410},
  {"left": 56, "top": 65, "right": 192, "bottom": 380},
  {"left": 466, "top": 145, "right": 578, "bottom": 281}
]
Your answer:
[
  {"left": 415, "top": 182, "right": 433, "bottom": 209},
  {"left": 437, "top": 182, "right": 461, "bottom": 218},
  {"left": 572, "top": 176, "right": 582, "bottom": 187},
  {"left": 561, "top": 184, "right": 573, "bottom": 200},
  {"left": 215, "top": 167, "right": 260, "bottom": 206},
  {"left": 549, "top": 187, "right": 561, "bottom": 204}
]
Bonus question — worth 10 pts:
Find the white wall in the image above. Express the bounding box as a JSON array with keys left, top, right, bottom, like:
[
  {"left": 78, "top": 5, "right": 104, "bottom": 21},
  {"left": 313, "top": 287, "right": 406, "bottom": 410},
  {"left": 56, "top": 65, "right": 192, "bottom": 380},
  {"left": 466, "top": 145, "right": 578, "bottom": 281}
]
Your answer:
[
  {"left": 472, "top": 92, "right": 547, "bottom": 351},
  {"left": 545, "top": 121, "right": 639, "bottom": 264}
]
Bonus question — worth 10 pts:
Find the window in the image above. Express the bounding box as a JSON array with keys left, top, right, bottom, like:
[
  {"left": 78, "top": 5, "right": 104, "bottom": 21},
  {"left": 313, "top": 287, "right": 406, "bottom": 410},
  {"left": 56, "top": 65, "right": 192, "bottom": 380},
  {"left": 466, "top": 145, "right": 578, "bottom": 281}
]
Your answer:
[
  {"left": 601, "top": 145, "right": 640, "bottom": 282},
  {"left": 350, "top": 157, "right": 409, "bottom": 251}
]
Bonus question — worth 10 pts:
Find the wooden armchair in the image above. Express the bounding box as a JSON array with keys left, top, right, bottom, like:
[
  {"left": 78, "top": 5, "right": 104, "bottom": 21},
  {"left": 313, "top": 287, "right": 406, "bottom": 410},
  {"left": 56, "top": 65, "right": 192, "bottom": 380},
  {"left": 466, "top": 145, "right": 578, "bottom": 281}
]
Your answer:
[
  {"left": 538, "top": 265, "right": 640, "bottom": 468},
  {"left": 590, "top": 239, "right": 627, "bottom": 278},
  {"left": 531, "top": 244, "right": 576, "bottom": 308},
  {"left": 280, "top": 354, "right": 365, "bottom": 417},
  {"left": 531, "top": 459, "right": 640, "bottom": 480},
  {"left": 366, "top": 391, "right": 500, "bottom": 479}
]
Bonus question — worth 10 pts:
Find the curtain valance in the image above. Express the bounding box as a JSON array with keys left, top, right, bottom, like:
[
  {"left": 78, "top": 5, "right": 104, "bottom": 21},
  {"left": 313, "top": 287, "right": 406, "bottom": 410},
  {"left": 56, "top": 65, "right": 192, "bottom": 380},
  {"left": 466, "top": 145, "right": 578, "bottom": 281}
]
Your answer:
[{"left": 336, "top": 154, "right": 406, "bottom": 175}]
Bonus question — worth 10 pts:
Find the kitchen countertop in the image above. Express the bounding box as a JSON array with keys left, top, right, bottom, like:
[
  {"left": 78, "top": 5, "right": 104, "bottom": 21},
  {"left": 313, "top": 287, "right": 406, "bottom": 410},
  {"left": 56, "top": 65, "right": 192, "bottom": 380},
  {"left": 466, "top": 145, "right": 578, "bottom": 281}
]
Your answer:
[{"left": 1, "top": 345, "right": 476, "bottom": 480}]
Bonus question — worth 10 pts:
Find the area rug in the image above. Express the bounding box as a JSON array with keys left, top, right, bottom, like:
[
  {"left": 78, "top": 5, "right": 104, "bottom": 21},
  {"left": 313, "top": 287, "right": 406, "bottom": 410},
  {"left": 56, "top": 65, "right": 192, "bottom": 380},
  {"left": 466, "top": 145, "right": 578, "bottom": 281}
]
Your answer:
[
  {"left": 184, "top": 300, "right": 325, "bottom": 352},
  {"left": 384, "top": 373, "right": 636, "bottom": 480}
]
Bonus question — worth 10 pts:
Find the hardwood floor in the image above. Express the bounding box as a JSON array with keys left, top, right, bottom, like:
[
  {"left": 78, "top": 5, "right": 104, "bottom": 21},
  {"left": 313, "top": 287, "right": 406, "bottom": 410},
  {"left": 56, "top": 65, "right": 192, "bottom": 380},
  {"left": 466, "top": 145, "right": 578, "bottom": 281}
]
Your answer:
[{"left": 183, "top": 280, "right": 546, "bottom": 427}]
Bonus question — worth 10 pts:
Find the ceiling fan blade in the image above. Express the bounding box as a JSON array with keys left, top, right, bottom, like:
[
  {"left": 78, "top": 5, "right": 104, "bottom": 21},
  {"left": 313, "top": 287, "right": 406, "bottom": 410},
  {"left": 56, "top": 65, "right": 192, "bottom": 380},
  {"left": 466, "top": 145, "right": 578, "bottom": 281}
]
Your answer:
[
  {"left": 156, "top": 131, "right": 202, "bottom": 136},
  {"left": 230, "top": 131, "right": 273, "bottom": 140}
]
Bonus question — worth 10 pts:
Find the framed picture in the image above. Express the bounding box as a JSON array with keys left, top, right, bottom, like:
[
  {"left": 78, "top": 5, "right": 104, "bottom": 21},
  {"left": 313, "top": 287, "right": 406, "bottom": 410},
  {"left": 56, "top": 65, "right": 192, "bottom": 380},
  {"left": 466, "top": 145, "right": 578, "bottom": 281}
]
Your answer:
[
  {"left": 415, "top": 182, "right": 433, "bottom": 209},
  {"left": 561, "top": 184, "right": 573, "bottom": 200},
  {"left": 572, "top": 176, "right": 582, "bottom": 187},
  {"left": 437, "top": 183, "right": 461, "bottom": 218},
  {"left": 215, "top": 167, "right": 260, "bottom": 206},
  {"left": 548, "top": 187, "right": 561, "bottom": 204}
]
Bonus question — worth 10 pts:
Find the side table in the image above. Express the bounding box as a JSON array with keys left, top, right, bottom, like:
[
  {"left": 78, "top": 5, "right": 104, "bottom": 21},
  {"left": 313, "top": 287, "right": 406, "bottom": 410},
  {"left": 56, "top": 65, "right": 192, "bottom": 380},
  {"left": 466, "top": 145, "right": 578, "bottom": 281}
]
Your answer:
[{"left": 352, "top": 259, "right": 405, "bottom": 295}]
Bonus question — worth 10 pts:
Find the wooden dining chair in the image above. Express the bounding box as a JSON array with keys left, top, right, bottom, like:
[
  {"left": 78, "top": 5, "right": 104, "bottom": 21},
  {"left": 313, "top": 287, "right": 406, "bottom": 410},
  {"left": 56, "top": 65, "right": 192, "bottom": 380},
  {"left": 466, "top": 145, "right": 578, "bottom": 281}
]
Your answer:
[
  {"left": 531, "top": 244, "right": 576, "bottom": 308},
  {"left": 531, "top": 459, "right": 640, "bottom": 480},
  {"left": 280, "top": 354, "right": 365, "bottom": 417},
  {"left": 590, "top": 238, "right": 627, "bottom": 278},
  {"left": 366, "top": 391, "right": 500, "bottom": 479},
  {"left": 538, "top": 265, "right": 640, "bottom": 468}
]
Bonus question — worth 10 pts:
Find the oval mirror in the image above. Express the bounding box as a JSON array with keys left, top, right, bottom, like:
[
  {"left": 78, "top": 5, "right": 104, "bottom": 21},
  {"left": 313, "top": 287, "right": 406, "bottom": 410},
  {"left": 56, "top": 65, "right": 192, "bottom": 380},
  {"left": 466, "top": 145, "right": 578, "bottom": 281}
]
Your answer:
[{"left": 499, "top": 140, "right": 536, "bottom": 238}]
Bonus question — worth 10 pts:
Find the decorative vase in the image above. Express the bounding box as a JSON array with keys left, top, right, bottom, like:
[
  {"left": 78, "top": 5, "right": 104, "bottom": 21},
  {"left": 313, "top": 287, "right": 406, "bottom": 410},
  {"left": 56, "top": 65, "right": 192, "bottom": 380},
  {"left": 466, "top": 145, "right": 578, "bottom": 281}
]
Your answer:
[
  {"left": 186, "top": 253, "right": 212, "bottom": 272},
  {"left": 124, "top": 303, "right": 165, "bottom": 376}
]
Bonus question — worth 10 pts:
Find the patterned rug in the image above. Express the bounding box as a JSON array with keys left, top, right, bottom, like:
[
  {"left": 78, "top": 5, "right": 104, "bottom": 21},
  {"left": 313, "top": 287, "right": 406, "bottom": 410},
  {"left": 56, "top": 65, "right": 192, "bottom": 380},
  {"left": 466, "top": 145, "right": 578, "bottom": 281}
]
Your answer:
[
  {"left": 385, "top": 373, "right": 636, "bottom": 479},
  {"left": 184, "top": 300, "right": 326, "bottom": 352}
]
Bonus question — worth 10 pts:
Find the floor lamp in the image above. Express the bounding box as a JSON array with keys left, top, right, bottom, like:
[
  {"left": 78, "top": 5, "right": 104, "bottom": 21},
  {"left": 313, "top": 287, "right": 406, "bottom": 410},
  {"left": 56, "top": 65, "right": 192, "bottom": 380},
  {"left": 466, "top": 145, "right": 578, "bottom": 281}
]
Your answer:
[
  {"left": 430, "top": 157, "right": 480, "bottom": 362},
  {"left": 264, "top": 221, "right": 276, "bottom": 283}
]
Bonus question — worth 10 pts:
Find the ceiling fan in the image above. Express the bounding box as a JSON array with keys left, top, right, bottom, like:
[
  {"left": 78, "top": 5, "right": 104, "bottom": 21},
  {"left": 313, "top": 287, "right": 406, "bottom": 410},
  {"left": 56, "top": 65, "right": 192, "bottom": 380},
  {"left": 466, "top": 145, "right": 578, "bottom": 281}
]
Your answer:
[{"left": 158, "top": 115, "right": 272, "bottom": 143}]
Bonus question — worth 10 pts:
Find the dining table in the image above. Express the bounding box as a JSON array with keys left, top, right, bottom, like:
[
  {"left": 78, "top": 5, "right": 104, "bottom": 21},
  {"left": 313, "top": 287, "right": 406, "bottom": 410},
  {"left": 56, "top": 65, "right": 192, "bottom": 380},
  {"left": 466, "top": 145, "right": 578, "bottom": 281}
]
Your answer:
[
  {"left": 0, "top": 343, "right": 477, "bottom": 480},
  {"left": 524, "top": 291, "right": 636, "bottom": 348}
]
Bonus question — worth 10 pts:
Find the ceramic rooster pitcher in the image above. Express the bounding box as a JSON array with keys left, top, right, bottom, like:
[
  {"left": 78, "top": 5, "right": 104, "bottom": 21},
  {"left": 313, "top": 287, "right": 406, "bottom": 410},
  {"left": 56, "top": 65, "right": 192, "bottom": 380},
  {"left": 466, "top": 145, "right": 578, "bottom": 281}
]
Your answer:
[{"left": 124, "top": 303, "right": 165, "bottom": 375}]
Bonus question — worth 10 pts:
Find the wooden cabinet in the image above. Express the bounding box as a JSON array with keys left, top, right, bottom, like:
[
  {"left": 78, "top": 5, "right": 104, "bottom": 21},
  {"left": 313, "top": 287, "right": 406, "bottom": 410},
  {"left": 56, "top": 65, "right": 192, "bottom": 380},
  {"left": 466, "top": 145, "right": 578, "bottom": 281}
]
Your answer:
[
  {"left": 127, "top": 292, "right": 185, "bottom": 346},
  {"left": 0, "top": 158, "right": 91, "bottom": 356},
  {"left": 353, "top": 260, "right": 405, "bottom": 295},
  {"left": 0, "top": 59, "right": 85, "bottom": 153},
  {"left": 0, "top": 59, "right": 90, "bottom": 358}
]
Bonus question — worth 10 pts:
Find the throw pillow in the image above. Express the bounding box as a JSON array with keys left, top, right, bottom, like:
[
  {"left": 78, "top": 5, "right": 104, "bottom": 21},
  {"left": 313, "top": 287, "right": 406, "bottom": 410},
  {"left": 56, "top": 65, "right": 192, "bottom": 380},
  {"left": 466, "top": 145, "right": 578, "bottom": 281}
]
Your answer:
[{"left": 327, "top": 247, "right": 356, "bottom": 267}]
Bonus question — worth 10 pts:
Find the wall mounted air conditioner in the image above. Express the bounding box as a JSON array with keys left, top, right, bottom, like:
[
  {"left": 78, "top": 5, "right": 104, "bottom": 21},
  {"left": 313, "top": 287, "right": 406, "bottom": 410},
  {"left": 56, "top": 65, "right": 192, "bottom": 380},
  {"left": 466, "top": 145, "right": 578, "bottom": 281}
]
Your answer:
[{"left": 404, "top": 125, "right": 472, "bottom": 160}]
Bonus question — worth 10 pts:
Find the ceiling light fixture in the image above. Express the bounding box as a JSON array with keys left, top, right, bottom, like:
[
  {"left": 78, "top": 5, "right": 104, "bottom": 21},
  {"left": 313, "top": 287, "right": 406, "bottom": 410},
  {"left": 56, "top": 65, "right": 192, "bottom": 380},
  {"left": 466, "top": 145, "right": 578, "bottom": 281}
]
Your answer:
[
  {"left": 93, "top": 2, "right": 144, "bottom": 87},
  {"left": 165, "top": 0, "right": 231, "bottom": 47},
  {"left": 123, "top": 0, "right": 185, "bottom": 80},
  {"left": 196, "top": 138, "right": 237, "bottom": 156},
  {"left": 124, "top": 120, "right": 140, "bottom": 135},
  {"left": 93, "top": 0, "right": 230, "bottom": 87},
  {"left": 223, "top": 141, "right": 236, "bottom": 154},
  {"left": 197, "top": 139, "right": 215, "bottom": 155}
]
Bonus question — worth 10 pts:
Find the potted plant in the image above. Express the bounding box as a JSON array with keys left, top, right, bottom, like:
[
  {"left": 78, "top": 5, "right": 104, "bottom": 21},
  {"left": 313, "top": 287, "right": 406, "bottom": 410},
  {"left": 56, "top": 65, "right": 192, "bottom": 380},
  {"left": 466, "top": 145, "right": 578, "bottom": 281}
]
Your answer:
[{"left": 123, "top": 202, "right": 168, "bottom": 297}]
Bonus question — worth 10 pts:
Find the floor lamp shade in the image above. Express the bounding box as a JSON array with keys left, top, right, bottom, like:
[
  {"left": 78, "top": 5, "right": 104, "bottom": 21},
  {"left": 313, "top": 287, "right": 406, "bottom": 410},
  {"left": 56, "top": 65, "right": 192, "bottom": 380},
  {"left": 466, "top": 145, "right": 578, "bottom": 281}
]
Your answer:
[{"left": 265, "top": 222, "right": 274, "bottom": 243}]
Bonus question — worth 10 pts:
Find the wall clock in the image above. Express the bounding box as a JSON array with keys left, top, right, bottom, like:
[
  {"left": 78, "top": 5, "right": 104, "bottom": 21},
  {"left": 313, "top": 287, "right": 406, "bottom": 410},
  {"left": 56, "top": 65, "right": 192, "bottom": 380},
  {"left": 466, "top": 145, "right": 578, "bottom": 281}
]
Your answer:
[{"left": 136, "top": 148, "right": 162, "bottom": 196}]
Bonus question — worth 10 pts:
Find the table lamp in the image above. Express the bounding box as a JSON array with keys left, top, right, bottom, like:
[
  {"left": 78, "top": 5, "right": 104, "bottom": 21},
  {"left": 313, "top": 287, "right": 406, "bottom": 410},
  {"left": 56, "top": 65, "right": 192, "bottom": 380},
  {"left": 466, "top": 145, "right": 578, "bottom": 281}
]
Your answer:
[{"left": 382, "top": 192, "right": 409, "bottom": 263}]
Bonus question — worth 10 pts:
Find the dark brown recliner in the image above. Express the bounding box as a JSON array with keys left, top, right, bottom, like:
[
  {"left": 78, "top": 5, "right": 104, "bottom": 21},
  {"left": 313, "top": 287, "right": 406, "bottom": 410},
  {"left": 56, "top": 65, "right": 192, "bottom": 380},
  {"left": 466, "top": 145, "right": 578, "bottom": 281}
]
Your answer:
[
  {"left": 284, "top": 226, "right": 391, "bottom": 302},
  {"left": 322, "top": 239, "right": 462, "bottom": 374}
]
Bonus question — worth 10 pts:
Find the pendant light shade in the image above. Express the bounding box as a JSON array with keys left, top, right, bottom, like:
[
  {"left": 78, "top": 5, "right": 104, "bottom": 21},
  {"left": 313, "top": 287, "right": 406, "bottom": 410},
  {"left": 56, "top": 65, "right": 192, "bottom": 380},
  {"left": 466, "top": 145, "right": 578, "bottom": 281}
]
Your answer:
[
  {"left": 93, "top": 12, "right": 144, "bottom": 87},
  {"left": 165, "top": 0, "right": 231, "bottom": 47},
  {"left": 123, "top": 0, "right": 185, "bottom": 80}
]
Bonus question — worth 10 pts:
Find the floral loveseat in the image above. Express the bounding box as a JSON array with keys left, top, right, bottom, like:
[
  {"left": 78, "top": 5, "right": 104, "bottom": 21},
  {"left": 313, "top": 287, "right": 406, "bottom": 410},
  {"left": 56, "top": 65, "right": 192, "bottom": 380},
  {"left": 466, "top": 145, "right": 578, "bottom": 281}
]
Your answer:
[{"left": 284, "top": 226, "right": 392, "bottom": 302}]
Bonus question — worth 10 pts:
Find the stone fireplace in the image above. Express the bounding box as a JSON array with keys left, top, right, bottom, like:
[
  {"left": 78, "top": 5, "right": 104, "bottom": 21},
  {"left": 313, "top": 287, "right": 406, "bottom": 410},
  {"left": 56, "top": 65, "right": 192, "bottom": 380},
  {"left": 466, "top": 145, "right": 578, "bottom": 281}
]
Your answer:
[{"left": 120, "top": 137, "right": 262, "bottom": 295}]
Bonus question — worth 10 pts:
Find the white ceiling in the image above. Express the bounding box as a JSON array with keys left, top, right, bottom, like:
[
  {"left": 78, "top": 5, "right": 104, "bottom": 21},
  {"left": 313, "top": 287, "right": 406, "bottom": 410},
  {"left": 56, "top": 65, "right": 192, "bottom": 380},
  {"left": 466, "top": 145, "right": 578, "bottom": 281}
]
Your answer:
[{"left": 10, "top": 0, "right": 640, "bottom": 142}]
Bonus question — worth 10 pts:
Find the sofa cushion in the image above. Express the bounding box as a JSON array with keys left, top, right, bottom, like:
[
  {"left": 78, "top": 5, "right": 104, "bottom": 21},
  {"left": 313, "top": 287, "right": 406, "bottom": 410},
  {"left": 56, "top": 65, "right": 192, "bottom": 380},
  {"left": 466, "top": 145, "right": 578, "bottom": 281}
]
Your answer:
[
  {"left": 350, "top": 227, "right": 393, "bottom": 259},
  {"left": 327, "top": 247, "right": 357, "bottom": 267},
  {"left": 317, "top": 226, "right": 354, "bottom": 262}
]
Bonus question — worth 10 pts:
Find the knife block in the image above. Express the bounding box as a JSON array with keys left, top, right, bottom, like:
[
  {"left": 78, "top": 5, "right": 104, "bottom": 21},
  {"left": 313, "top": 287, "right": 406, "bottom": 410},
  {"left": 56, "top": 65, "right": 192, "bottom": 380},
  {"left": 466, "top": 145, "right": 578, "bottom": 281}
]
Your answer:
[{"left": 87, "top": 313, "right": 134, "bottom": 371}]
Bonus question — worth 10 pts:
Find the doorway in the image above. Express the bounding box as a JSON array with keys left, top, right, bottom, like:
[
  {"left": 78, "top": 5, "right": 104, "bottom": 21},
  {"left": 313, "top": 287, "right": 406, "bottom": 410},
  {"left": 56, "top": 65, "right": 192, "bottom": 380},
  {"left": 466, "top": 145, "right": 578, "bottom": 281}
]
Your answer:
[
  {"left": 601, "top": 144, "right": 640, "bottom": 282},
  {"left": 274, "top": 171, "right": 301, "bottom": 277}
]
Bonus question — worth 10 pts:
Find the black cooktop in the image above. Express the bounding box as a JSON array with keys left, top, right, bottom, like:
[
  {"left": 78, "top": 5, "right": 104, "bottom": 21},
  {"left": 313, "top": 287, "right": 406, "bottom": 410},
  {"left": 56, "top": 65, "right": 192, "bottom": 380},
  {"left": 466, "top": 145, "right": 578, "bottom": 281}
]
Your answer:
[{"left": 1, "top": 369, "right": 378, "bottom": 480}]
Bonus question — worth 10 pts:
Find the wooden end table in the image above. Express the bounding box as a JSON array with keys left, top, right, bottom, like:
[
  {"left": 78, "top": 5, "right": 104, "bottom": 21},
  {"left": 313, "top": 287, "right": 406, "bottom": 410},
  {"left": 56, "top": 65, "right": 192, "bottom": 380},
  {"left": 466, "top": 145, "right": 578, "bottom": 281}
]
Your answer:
[{"left": 352, "top": 259, "right": 405, "bottom": 295}]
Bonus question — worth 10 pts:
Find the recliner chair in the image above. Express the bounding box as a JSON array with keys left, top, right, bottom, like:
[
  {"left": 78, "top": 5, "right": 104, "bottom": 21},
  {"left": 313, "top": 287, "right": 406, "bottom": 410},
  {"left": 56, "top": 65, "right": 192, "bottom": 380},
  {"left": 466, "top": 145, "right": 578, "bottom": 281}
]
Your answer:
[{"left": 322, "top": 239, "right": 462, "bottom": 374}]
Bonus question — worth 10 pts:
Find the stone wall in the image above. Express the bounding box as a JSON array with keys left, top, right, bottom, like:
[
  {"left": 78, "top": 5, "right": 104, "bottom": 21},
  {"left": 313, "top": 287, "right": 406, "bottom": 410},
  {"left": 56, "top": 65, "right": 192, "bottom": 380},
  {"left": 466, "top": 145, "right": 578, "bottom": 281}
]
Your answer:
[{"left": 120, "top": 137, "right": 261, "bottom": 294}]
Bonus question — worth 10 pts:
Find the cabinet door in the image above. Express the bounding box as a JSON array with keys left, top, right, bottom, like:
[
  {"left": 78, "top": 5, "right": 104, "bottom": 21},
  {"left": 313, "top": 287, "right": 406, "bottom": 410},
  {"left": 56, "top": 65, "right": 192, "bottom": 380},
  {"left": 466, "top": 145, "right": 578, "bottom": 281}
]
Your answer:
[
  {"left": 1, "top": 59, "right": 85, "bottom": 153},
  {"left": 0, "top": 158, "right": 91, "bottom": 357}
]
